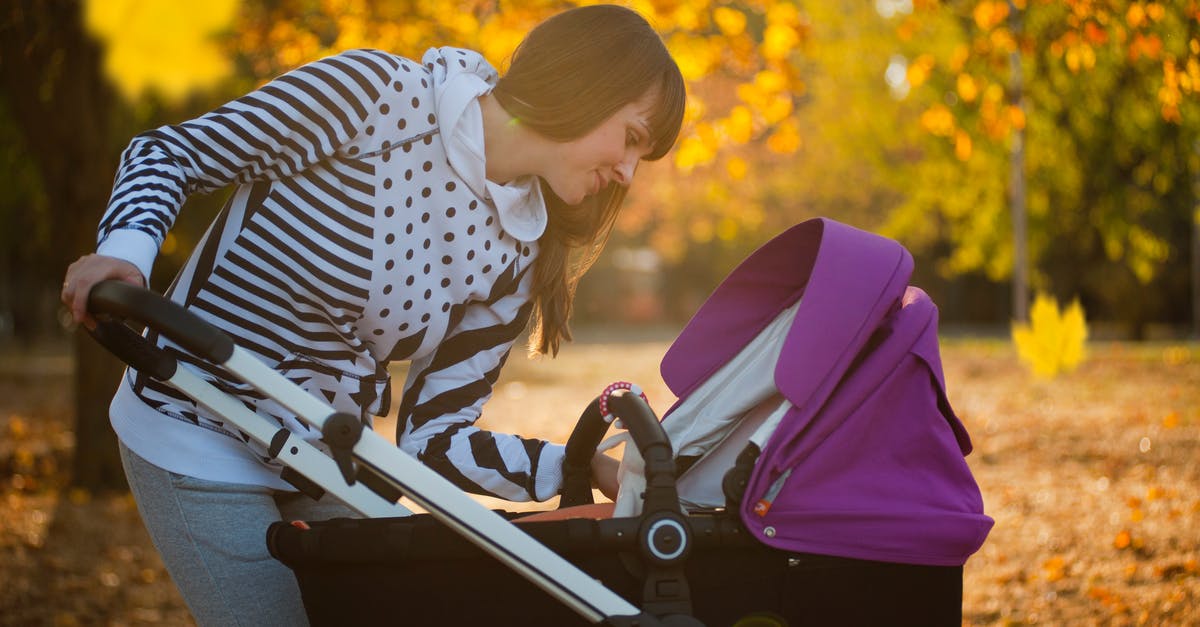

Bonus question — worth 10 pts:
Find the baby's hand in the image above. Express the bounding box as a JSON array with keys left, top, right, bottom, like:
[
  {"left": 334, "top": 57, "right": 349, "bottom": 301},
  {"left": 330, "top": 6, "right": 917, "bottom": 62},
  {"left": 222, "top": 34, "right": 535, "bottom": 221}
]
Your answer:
[{"left": 590, "top": 452, "right": 621, "bottom": 501}]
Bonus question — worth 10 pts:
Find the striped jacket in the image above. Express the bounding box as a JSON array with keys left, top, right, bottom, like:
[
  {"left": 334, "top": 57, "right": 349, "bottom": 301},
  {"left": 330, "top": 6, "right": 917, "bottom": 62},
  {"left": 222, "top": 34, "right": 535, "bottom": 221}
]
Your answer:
[{"left": 99, "top": 47, "right": 565, "bottom": 502}]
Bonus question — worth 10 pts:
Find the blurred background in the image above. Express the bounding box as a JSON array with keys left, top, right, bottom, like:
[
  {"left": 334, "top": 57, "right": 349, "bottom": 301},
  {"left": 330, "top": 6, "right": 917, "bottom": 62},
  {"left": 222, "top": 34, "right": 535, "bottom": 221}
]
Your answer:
[
  {"left": 3, "top": 0, "right": 1197, "bottom": 337},
  {"left": 1, "top": 2, "right": 1198, "bottom": 623}
]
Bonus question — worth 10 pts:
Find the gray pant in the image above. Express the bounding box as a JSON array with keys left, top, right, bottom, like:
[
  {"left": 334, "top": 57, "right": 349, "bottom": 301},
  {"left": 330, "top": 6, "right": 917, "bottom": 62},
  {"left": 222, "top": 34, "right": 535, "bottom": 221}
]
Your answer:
[{"left": 119, "top": 441, "right": 358, "bottom": 627}]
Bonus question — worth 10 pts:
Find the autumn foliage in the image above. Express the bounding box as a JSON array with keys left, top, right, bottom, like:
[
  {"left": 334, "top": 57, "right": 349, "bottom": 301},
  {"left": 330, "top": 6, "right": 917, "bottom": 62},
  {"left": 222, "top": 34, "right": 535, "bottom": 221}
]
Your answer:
[{"left": 79, "top": 0, "right": 1199, "bottom": 331}]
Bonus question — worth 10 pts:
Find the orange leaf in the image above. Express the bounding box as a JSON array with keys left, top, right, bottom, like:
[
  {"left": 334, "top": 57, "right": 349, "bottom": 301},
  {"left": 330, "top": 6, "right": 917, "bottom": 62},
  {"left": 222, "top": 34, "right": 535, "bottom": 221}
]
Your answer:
[{"left": 1114, "top": 529, "right": 1132, "bottom": 549}]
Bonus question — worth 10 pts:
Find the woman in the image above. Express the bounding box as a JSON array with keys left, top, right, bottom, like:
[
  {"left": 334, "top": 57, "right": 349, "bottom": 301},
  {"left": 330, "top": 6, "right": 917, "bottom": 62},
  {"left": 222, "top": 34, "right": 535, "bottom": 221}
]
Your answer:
[{"left": 61, "top": 5, "right": 685, "bottom": 624}]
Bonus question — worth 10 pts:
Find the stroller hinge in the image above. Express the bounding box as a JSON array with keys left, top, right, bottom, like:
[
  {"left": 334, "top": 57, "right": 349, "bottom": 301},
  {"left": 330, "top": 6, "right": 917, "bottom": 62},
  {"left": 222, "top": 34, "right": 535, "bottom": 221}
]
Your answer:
[
  {"left": 321, "top": 412, "right": 364, "bottom": 485},
  {"left": 268, "top": 429, "right": 329, "bottom": 501}
]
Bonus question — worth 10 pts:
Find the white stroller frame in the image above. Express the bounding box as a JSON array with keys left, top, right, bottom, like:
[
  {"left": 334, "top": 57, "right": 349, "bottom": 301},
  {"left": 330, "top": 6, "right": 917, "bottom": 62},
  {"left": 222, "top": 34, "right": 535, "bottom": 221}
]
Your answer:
[{"left": 87, "top": 280, "right": 698, "bottom": 627}]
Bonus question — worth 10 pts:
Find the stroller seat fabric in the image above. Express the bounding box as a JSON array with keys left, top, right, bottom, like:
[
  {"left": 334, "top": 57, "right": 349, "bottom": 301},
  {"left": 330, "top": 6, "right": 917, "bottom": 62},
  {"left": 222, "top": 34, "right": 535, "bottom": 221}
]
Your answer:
[{"left": 659, "top": 217, "right": 993, "bottom": 567}]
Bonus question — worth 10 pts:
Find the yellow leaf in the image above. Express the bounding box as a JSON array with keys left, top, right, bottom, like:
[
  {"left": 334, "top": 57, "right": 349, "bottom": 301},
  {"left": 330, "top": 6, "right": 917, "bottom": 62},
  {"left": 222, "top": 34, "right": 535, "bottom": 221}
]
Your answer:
[
  {"left": 957, "top": 73, "right": 979, "bottom": 102},
  {"left": 973, "top": 1, "right": 1009, "bottom": 30},
  {"left": 712, "top": 7, "right": 746, "bottom": 37},
  {"left": 766, "top": 119, "right": 801, "bottom": 154},
  {"left": 1127, "top": 4, "right": 1146, "bottom": 29},
  {"left": 737, "top": 82, "right": 767, "bottom": 109},
  {"left": 724, "top": 106, "right": 755, "bottom": 144},
  {"left": 1080, "top": 44, "right": 1096, "bottom": 70},
  {"left": 85, "top": 0, "right": 237, "bottom": 103},
  {"left": 1012, "top": 292, "right": 1089, "bottom": 378},
  {"left": 667, "top": 33, "right": 717, "bottom": 81},
  {"left": 674, "top": 135, "right": 715, "bottom": 171},
  {"left": 760, "top": 95, "right": 794, "bottom": 125},
  {"left": 754, "top": 69, "right": 789, "bottom": 94},
  {"left": 907, "top": 54, "right": 935, "bottom": 88},
  {"left": 670, "top": 3, "right": 703, "bottom": 31},
  {"left": 949, "top": 44, "right": 970, "bottom": 72},
  {"left": 761, "top": 24, "right": 800, "bottom": 61},
  {"left": 954, "top": 129, "right": 973, "bottom": 161},
  {"left": 982, "top": 82, "right": 1005, "bottom": 105},
  {"left": 1008, "top": 105, "right": 1027, "bottom": 130},
  {"left": 919, "top": 104, "right": 956, "bottom": 137},
  {"left": 1058, "top": 299, "right": 1088, "bottom": 369},
  {"left": 766, "top": 2, "right": 801, "bottom": 27},
  {"left": 1066, "top": 46, "right": 1081, "bottom": 72},
  {"left": 725, "top": 156, "right": 748, "bottom": 180}
]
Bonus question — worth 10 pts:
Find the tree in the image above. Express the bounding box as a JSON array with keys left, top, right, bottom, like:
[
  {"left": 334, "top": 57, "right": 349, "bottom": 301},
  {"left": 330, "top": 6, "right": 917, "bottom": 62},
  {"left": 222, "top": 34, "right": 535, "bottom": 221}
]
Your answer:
[
  {"left": 0, "top": 0, "right": 129, "bottom": 490},
  {"left": 885, "top": 0, "right": 1200, "bottom": 333}
]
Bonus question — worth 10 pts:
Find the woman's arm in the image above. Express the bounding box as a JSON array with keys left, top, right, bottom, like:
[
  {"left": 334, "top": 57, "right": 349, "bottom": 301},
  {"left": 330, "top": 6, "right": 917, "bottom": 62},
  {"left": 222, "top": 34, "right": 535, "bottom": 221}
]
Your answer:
[
  {"left": 395, "top": 267, "right": 573, "bottom": 502},
  {"left": 64, "top": 49, "right": 399, "bottom": 322}
]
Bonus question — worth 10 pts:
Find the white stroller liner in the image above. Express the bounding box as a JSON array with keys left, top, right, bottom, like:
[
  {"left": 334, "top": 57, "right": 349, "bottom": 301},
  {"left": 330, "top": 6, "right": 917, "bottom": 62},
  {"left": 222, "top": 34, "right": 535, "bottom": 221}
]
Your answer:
[{"left": 603, "top": 301, "right": 799, "bottom": 517}]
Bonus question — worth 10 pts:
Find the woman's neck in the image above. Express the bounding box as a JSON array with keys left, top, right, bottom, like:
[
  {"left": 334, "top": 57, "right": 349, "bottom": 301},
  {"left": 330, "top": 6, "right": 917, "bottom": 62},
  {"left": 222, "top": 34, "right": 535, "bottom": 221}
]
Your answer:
[{"left": 479, "top": 93, "right": 542, "bottom": 185}]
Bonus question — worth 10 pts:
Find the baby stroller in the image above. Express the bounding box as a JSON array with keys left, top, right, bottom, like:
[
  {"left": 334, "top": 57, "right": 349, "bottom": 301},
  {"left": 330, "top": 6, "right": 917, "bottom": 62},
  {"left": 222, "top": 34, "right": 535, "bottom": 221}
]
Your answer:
[{"left": 87, "top": 218, "right": 992, "bottom": 626}]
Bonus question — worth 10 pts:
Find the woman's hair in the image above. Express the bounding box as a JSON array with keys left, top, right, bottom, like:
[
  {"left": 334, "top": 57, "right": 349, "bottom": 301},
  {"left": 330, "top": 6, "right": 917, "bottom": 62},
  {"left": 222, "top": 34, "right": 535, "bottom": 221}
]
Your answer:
[{"left": 492, "top": 4, "right": 686, "bottom": 356}]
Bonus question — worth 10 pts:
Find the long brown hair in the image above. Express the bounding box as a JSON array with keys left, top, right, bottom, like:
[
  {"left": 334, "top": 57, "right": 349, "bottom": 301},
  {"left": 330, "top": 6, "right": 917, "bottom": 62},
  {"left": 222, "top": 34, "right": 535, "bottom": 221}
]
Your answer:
[{"left": 492, "top": 4, "right": 685, "bottom": 355}]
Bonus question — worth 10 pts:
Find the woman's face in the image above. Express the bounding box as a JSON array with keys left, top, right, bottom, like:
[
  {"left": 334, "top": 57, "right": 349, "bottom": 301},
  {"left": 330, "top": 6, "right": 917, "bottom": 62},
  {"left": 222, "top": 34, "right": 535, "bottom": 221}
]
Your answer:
[{"left": 538, "top": 88, "right": 660, "bottom": 206}]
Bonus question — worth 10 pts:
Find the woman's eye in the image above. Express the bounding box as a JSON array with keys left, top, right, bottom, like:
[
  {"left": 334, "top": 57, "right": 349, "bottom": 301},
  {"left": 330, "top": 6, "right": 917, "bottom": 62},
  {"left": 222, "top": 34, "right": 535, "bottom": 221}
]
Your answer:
[{"left": 626, "top": 131, "right": 639, "bottom": 147}]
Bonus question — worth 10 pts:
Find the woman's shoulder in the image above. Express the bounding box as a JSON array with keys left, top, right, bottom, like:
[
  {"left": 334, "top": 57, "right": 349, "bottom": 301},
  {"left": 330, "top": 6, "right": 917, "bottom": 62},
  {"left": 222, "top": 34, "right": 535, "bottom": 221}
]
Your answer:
[
  {"left": 308, "top": 48, "right": 433, "bottom": 92},
  {"left": 343, "top": 48, "right": 428, "bottom": 73}
]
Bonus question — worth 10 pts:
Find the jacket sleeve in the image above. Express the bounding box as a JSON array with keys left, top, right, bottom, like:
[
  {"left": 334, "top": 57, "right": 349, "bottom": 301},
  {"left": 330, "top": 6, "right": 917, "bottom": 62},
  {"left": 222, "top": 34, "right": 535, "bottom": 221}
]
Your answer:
[
  {"left": 395, "top": 266, "right": 566, "bottom": 502},
  {"left": 96, "top": 49, "right": 399, "bottom": 281}
]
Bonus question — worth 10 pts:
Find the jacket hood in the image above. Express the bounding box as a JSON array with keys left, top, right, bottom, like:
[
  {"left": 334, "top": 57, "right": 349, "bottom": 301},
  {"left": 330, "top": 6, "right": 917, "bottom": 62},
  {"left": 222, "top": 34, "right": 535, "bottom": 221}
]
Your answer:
[{"left": 425, "top": 46, "right": 546, "bottom": 243}]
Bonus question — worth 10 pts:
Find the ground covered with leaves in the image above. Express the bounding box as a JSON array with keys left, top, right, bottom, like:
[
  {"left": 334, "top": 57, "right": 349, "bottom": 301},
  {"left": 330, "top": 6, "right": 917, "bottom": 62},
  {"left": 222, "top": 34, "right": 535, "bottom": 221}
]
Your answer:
[{"left": 1, "top": 334, "right": 1197, "bottom": 625}]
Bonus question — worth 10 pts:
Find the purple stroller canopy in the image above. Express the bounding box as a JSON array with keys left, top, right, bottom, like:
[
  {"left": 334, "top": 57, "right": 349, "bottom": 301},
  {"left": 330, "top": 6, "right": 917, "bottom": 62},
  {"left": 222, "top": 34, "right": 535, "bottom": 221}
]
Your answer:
[{"left": 661, "top": 218, "right": 993, "bottom": 566}]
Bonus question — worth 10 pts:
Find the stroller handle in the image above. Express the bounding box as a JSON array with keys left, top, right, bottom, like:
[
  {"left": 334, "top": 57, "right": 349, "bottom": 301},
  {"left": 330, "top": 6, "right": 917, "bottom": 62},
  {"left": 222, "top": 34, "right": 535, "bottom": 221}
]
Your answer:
[
  {"left": 561, "top": 391, "right": 677, "bottom": 512},
  {"left": 85, "top": 280, "right": 236, "bottom": 374}
]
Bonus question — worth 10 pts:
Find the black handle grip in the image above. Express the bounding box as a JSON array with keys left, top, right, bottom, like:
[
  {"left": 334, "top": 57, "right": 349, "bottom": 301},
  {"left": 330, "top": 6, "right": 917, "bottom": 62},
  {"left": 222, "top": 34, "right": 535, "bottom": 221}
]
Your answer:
[
  {"left": 607, "top": 391, "right": 671, "bottom": 458},
  {"left": 560, "top": 398, "right": 608, "bottom": 507},
  {"left": 607, "top": 391, "right": 679, "bottom": 515},
  {"left": 559, "top": 390, "right": 679, "bottom": 514},
  {"left": 87, "top": 281, "right": 235, "bottom": 364}
]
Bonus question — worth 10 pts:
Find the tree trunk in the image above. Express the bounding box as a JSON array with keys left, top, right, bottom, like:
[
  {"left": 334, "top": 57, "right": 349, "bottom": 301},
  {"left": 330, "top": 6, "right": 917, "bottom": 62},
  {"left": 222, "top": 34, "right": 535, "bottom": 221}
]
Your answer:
[
  {"left": 1193, "top": 140, "right": 1200, "bottom": 339},
  {"left": 1009, "top": 0, "right": 1029, "bottom": 323},
  {"left": 71, "top": 330, "right": 127, "bottom": 490},
  {"left": 0, "top": 0, "right": 128, "bottom": 491}
]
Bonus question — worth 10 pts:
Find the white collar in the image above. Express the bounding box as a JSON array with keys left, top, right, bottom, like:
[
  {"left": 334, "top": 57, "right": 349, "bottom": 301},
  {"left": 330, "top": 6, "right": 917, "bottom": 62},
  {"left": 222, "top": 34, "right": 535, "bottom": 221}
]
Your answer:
[{"left": 427, "top": 47, "right": 547, "bottom": 243}]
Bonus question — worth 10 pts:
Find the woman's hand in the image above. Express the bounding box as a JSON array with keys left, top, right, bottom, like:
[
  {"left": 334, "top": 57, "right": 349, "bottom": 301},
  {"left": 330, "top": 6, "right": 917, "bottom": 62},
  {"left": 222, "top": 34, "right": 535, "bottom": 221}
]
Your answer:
[
  {"left": 61, "top": 254, "right": 145, "bottom": 329},
  {"left": 590, "top": 451, "right": 621, "bottom": 501}
]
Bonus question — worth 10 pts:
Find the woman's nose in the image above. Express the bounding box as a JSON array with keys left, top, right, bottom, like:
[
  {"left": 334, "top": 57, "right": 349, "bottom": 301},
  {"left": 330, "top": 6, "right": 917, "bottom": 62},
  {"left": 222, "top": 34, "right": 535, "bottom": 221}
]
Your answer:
[{"left": 613, "top": 153, "right": 638, "bottom": 186}]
